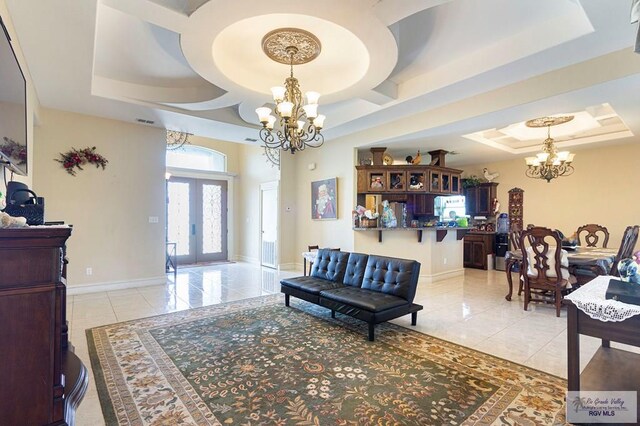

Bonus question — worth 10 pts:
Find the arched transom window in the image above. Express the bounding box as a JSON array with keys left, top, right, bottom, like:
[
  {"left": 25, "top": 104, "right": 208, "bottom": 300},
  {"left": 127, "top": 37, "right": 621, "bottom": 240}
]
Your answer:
[{"left": 166, "top": 145, "right": 226, "bottom": 172}]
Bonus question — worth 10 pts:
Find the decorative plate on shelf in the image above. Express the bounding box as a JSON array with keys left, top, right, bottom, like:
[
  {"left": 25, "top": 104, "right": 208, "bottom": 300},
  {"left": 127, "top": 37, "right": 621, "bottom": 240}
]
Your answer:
[{"left": 383, "top": 153, "right": 394, "bottom": 165}]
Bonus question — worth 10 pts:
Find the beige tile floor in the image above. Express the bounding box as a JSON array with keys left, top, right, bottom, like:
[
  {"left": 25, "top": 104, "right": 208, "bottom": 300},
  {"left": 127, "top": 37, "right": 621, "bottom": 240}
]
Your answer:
[{"left": 71, "top": 264, "right": 635, "bottom": 425}]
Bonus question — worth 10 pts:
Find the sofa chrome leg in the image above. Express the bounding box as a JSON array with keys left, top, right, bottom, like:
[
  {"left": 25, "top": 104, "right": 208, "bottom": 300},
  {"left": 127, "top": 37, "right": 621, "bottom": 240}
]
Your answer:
[
  {"left": 285, "top": 294, "right": 290, "bottom": 307},
  {"left": 411, "top": 311, "right": 417, "bottom": 326},
  {"left": 331, "top": 310, "right": 335, "bottom": 318},
  {"left": 368, "top": 323, "right": 375, "bottom": 341}
]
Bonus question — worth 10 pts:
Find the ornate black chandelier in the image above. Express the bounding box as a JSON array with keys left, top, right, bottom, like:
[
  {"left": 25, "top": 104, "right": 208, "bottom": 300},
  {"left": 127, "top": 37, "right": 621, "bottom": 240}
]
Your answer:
[
  {"left": 524, "top": 116, "right": 576, "bottom": 183},
  {"left": 255, "top": 28, "right": 326, "bottom": 166}
]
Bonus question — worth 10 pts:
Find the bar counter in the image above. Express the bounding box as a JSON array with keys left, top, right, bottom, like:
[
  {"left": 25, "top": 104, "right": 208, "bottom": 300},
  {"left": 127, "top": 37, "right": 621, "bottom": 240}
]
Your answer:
[
  {"left": 353, "top": 227, "right": 469, "bottom": 282},
  {"left": 353, "top": 226, "right": 471, "bottom": 243}
]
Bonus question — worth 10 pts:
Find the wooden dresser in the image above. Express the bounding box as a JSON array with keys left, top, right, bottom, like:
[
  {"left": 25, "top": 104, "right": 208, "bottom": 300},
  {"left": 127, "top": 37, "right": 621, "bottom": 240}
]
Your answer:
[{"left": 0, "top": 227, "right": 87, "bottom": 425}]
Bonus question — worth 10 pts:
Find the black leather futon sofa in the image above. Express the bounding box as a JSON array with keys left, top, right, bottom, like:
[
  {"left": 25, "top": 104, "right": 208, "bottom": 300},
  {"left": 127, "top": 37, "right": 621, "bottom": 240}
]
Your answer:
[{"left": 280, "top": 249, "right": 423, "bottom": 341}]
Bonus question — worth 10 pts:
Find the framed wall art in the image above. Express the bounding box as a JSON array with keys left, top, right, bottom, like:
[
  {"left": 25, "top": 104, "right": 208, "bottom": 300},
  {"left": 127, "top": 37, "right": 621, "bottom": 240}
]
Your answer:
[{"left": 311, "top": 177, "right": 337, "bottom": 220}]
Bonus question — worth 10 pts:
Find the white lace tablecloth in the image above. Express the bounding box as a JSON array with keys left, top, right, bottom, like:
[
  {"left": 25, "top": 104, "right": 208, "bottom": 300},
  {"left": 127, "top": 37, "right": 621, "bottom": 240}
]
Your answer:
[
  {"left": 302, "top": 251, "right": 317, "bottom": 263},
  {"left": 565, "top": 275, "right": 640, "bottom": 322}
]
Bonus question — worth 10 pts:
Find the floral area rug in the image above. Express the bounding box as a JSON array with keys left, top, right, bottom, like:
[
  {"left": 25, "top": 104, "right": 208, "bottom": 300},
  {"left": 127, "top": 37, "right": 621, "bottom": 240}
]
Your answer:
[{"left": 87, "top": 294, "right": 568, "bottom": 425}]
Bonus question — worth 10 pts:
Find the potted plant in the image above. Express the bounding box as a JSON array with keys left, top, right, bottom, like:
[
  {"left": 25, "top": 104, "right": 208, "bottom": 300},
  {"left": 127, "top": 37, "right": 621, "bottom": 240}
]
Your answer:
[{"left": 461, "top": 175, "right": 483, "bottom": 188}]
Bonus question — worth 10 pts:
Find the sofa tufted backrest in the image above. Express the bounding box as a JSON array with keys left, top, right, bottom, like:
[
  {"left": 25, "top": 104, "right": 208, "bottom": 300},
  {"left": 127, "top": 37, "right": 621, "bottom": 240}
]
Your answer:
[
  {"left": 342, "top": 253, "right": 369, "bottom": 287},
  {"left": 310, "top": 249, "right": 350, "bottom": 282},
  {"left": 361, "top": 255, "right": 421, "bottom": 302}
]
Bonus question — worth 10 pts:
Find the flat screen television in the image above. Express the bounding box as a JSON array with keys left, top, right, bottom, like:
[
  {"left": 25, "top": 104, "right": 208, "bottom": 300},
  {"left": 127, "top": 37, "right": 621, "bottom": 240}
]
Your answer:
[{"left": 0, "top": 16, "right": 27, "bottom": 176}]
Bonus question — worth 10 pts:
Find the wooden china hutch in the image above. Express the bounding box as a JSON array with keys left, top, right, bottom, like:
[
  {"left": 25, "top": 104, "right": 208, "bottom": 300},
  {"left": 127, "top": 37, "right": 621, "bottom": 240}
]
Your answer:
[
  {"left": 0, "top": 227, "right": 87, "bottom": 425},
  {"left": 356, "top": 149, "right": 463, "bottom": 223}
]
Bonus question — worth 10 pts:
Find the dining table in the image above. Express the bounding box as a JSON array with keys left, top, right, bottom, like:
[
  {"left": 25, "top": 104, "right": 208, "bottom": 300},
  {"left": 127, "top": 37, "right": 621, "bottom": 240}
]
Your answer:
[
  {"left": 504, "top": 246, "right": 619, "bottom": 301},
  {"left": 565, "top": 246, "right": 619, "bottom": 273}
]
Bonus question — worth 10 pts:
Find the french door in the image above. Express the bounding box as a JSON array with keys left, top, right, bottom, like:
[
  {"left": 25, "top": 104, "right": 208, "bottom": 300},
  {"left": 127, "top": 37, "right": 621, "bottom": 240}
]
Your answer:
[{"left": 167, "top": 177, "right": 228, "bottom": 264}]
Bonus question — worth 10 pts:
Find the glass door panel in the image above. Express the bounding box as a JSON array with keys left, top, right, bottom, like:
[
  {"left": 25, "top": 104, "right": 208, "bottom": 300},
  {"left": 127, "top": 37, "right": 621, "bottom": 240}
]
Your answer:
[
  {"left": 430, "top": 171, "right": 441, "bottom": 192},
  {"left": 202, "top": 184, "right": 222, "bottom": 254},
  {"left": 442, "top": 173, "right": 450, "bottom": 192},
  {"left": 197, "top": 180, "right": 227, "bottom": 262},
  {"left": 168, "top": 179, "right": 196, "bottom": 264},
  {"left": 451, "top": 175, "right": 460, "bottom": 193}
]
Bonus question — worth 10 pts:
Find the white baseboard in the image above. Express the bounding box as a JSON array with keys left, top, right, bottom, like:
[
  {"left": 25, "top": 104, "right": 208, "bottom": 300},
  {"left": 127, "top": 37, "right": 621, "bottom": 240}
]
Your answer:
[
  {"left": 232, "top": 255, "right": 260, "bottom": 265},
  {"left": 278, "top": 262, "right": 298, "bottom": 271},
  {"left": 67, "top": 275, "right": 168, "bottom": 295},
  {"left": 419, "top": 269, "right": 464, "bottom": 283}
]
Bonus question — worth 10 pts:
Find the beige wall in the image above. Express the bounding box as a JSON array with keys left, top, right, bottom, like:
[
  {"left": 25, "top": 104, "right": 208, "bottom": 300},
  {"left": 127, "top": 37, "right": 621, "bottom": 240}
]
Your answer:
[
  {"left": 292, "top": 142, "right": 358, "bottom": 265},
  {"left": 235, "top": 144, "right": 279, "bottom": 263},
  {"left": 0, "top": 1, "right": 40, "bottom": 188},
  {"left": 34, "top": 108, "right": 167, "bottom": 289},
  {"left": 463, "top": 142, "right": 640, "bottom": 249}
]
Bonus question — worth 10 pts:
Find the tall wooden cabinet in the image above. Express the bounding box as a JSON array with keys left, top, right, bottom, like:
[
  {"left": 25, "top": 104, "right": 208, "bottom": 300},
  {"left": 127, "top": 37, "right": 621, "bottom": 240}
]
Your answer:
[
  {"left": 0, "top": 227, "right": 87, "bottom": 425},
  {"left": 464, "top": 182, "right": 498, "bottom": 217}
]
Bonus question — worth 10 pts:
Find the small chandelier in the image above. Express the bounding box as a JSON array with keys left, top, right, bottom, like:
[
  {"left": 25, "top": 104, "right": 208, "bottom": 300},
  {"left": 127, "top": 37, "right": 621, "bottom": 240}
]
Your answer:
[
  {"left": 255, "top": 28, "right": 326, "bottom": 165},
  {"left": 166, "top": 130, "right": 191, "bottom": 150},
  {"left": 524, "top": 116, "right": 576, "bottom": 183}
]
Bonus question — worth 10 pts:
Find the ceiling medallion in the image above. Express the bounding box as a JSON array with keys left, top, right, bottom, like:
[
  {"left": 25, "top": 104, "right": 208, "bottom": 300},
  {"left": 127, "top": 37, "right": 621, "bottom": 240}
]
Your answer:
[
  {"left": 524, "top": 116, "right": 574, "bottom": 128},
  {"left": 524, "top": 116, "right": 576, "bottom": 183},
  {"left": 261, "top": 28, "right": 321, "bottom": 65}
]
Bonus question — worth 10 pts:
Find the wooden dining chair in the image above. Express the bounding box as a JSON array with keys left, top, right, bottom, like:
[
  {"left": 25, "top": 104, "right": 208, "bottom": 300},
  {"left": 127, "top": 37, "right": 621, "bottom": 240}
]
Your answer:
[
  {"left": 610, "top": 225, "right": 640, "bottom": 276},
  {"left": 576, "top": 224, "right": 610, "bottom": 248},
  {"left": 520, "top": 226, "right": 572, "bottom": 317},
  {"left": 504, "top": 229, "right": 524, "bottom": 301},
  {"left": 307, "top": 245, "right": 319, "bottom": 275}
]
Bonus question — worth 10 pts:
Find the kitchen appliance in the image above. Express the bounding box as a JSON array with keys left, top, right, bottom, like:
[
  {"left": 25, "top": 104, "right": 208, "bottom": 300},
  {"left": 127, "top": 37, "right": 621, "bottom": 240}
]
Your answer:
[
  {"left": 495, "top": 232, "right": 509, "bottom": 271},
  {"left": 497, "top": 213, "right": 510, "bottom": 233}
]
